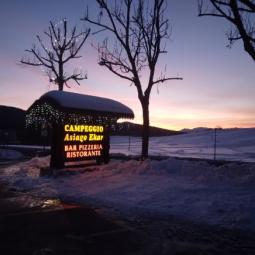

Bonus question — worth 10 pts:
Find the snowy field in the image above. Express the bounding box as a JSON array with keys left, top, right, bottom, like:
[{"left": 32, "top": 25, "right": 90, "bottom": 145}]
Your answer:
[
  {"left": 1, "top": 156, "right": 255, "bottom": 232},
  {"left": 0, "top": 149, "right": 24, "bottom": 160},
  {"left": 2, "top": 128, "right": 255, "bottom": 162},
  {"left": 111, "top": 128, "right": 255, "bottom": 162}
]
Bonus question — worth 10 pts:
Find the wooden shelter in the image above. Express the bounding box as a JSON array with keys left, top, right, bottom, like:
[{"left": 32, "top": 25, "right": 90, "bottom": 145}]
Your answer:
[{"left": 26, "top": 91, "right": 134, "bottom": 168}]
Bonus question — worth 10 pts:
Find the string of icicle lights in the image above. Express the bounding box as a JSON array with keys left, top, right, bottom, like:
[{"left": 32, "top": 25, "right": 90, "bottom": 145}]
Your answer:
[{"left": 26, "top": 102, "right": 119, "bottom": 129}]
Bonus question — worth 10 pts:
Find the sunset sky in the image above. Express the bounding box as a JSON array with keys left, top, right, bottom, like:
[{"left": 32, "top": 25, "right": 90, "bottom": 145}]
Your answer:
[{"left": 0, "top": 0, "right": 254, "bottom": 131}]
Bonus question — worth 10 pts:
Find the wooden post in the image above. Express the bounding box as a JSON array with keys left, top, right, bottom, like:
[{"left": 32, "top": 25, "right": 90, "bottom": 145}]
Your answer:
[
  {"left": 102, "top": 127, "right": 110, "bottom": 164},
  {"left": 50, "top": 123, "right": 64, "bottom": 169}
]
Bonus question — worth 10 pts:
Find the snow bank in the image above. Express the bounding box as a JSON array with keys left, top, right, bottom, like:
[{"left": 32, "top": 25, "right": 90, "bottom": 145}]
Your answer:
[
  {"left": 0, "top": 149, "right": 24, "bottom": 160},
  {"left": 0, "top": 156, "right": 50, "bottom": 191},
  {"left": 1, "top": 156, "right": 255, "bottom": 231}
]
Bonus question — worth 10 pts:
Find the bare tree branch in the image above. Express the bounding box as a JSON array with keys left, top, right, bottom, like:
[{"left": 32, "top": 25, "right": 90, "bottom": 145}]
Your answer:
[
  {"left": 21, "top": 19, "right": 90, "bottom": 90},
  {"left": 198, "top": 0, "right": 255, "bottom": 61},
  {"left": 153, "top": 77, "right": 183, "bottom": 85}
]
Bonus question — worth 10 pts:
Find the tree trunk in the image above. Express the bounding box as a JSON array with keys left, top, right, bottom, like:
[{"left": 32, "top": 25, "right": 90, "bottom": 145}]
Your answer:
[
  {"left": 141, "top": 98, "right": 150, "bottom": 158},
  {"left": 50, "top": 123, "right": 64, "bottom": 169},
  {"left": 58, "top": 81, "right": 64, "bottom": 91},
  {"left": 58, "top": 61, "right": 64, "bottom": 91}
]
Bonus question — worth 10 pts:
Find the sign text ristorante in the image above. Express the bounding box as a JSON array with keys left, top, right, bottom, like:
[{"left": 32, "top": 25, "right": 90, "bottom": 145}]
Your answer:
[{"left": 63, "top": 124, "right": 105, "bottom": 160}]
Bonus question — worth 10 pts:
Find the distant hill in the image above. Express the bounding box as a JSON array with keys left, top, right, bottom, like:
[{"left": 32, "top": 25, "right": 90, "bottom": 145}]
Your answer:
[
  {"left": 181, "top": 127, "right": 224, "bottom": 133},
  {"left": 0, "top": 105, "right": 25, "bottom": 129},
  {"left": 111, "top": 122, "right": 183, "bottom": 137},
  {"left": 0, "top": 105, "right": 26, "bottom": 143}
]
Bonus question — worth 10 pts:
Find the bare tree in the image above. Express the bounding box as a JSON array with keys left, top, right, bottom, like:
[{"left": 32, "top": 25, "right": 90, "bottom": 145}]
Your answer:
[
  {"left": 82, "top": 0, "right": 182, "bottom": 158},
  {"left": 198, "top": 0, "right": 255, "bottom": 61},
  {"left": 21, "top": 19, "right": 90, "bottom": 91}
]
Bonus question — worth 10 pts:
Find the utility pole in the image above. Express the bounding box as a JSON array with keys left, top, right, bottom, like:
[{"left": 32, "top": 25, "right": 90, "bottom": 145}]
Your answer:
[
  {"left": 213, "top": 126, "right": 221, "bottom": 161},
  {"left": 214, "top": 128, "right": 217, "bottom": 161}
]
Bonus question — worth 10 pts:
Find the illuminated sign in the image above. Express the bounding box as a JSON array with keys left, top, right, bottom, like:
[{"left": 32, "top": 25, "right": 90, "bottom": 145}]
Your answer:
[{"left": 63, "top": 124, "right": 107, "bottom": 162}]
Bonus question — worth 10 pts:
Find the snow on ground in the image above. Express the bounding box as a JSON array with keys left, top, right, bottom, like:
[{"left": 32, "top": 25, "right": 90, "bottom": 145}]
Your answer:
[
  {"left": 1, "top": 128, "right": 254, "bottom": 231},
  {"left": 0, "top": 149, "right": 24, "bottom": 160},
  {"left": 111, "top": 128, "right": 255, "bottom": 162},
  {"left": 1, "top": 156, "right": 255, "bottom": 232}
]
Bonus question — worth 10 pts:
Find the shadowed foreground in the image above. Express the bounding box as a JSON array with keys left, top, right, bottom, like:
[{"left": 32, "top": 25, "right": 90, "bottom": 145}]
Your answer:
[
  {"left": 0, "top": 185, "right": 144, "bottom": 255},
  {"left": 1, "top": 184, "right": 255, "bottom": 255}
]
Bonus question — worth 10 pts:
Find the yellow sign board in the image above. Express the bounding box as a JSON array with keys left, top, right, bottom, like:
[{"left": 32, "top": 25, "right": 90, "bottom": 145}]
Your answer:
[{"left": 63, "top": 124, "right": 106, "bottom": 161}]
